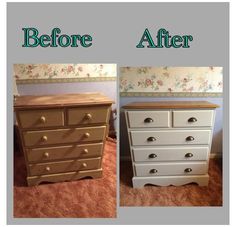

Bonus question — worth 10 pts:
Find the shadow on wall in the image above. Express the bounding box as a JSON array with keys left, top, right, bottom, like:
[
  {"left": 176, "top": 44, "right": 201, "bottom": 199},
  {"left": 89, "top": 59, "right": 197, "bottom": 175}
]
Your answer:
[
  {"left": 119, "top": 111, "right": 130, "bottom": 159},
  {"left": 211, "top": 129, "right": 222, "bottom": 155}
]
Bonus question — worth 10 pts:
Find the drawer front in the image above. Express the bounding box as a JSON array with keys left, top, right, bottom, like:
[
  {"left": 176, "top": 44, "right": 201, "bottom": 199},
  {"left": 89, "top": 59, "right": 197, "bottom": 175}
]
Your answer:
[
  {"left": 27, "top": 143, "right": 103, "bottom": 163},
  {"left": 130, "top": 130, "right": 211, "bottom": 146},
  {"left": 67, "top": 106, "right": 110, "bottom": 126},
  {"left": 28, "top": 157, "right": 101, "bottom": 176},
  {"left": 135, "top": 162, "right": 208, "bottom": 177},
  {"left": 173, "top": 110, "right": 214, "bottom": 127},
  {"left": 127, "top": 111, "right": 170, "bottom": 128},
  {"left": 23, "top": 126, "right": 106, "bottom": 147},
  {"left": 133, "top": 146, "right": 209, "bottom": 162},
  {"left": 18, "top": 109, "right": 64, "bottom": 129}
]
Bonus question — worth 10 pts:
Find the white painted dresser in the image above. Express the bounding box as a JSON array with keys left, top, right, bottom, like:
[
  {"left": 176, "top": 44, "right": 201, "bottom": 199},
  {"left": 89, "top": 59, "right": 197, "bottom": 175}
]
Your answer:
[{"left": 123, "top": 101, "right": 219, "bottom": 188}]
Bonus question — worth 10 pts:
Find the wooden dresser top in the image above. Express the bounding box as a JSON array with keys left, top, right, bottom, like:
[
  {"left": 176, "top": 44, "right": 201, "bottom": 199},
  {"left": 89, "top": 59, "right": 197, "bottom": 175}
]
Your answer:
[
  {"left": 123, "top": 101, "right": 219, "bottom": 109},
  {"left": 14, "top": 93, "right": 113, "bottom": 109}
]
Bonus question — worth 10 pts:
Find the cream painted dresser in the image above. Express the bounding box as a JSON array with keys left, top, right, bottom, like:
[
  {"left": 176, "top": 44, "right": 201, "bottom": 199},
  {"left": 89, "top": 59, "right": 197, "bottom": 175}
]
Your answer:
[
  {"left": 14, "top": 93, "right": 113, "bottom": 186},
  {"left": 123, "top": 101, "right": 218, "bottom": 188}
]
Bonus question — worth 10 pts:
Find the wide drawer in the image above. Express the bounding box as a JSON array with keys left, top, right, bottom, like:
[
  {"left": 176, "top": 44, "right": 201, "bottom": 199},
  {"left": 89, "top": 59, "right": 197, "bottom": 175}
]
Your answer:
[
  {"left": 133, "top": 146, "right": 209, "bottom": 162},
  {"left": 130, "top": 130, "right": 211, "bottom": 146},
  {"left": 18, "top": 109, "right": 64, "bottom": 129},
  {"left": 23, "top": 126, "right": 106, "bottom": 147},
  {"left": 67, "top": 106, "right": 110, "bottom": 126},
  {"left": 134, "top": 161, "right": 208, "bottom": 177},
  {"left": 28, "top": 157, "right": 101, "bottom": 176},
  {"left": 127, "top": 111, "right": 170, "bottom": 128},
  {"left": 27, "top": 143, "right": 103, "bottom": 163},
  {"left": 173, "top": 110, "right": 214, "bottom": 127}
]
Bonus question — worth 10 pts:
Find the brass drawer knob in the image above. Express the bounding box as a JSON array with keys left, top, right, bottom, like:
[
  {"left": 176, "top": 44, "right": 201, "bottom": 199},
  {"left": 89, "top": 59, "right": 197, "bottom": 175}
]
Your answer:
[
  {"left": 144, "top": 117, "right": 154, "bottom": 123},
  {"left": 186, "top": 136, "right": 194, "bottom": 141},
  {"left": 147, "top": 137, "right": 156, "bottom": 142},
  {"left": 41, "top": 135, "right": 48, "bottom": 142},
  {"left": 84, "top": 132, "right": 90, "bottom": 138},
  {"left": 45, "top": 166, "right": 51, "bottom": 172},
  {"left": 82, "top": 163, "right": 87, "bottom": 168},
  {"left": 185, "top": 153, "right": 193, "bottom": 158},
  {"left": 83, "top": 148, "right": 89, "bottom": 154},
  {"left": 184, "top": 168, "right": 192, "bottom": 173},
  {"left": 149, "top": 169, "right": 158, "bottom": 174},
  {"left": 84, "top": 113, "right": 92, "bottom": 120},
  {"left": 188, "top": 117, "right": 197, "bottom": 123},
  {"left": 149, "top": 153, "right": 157, "bottom": 159},
  {"left": 43, "top": 152, "right": 49, "bottom": 158},
  {"left": 40, "top": 116, "right": 46, "bottom": 123}
]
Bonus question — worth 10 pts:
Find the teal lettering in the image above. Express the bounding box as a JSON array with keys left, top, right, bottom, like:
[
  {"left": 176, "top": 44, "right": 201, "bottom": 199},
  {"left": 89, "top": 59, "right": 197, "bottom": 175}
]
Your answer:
[
  {"left": 171, "top": 35, "right": 183, "bottom": 48},
  {"left": 182, "top": 35, "right": 193, "bottom": 48},
  {"left": 81, "top": 35, "right": 92, "bottom": 47},
  {"left": 136, "top": 28, "right": 193, "bottom": 49},
  {"left": 136, "top": 28, "right": 156, "bottom": 48},
  {"left": 22, "top": 27, "right": 40, "bottom": 47},
  {"left": 58, "top": 34, "right": 71, "bottom": 47},
  {"left": 40, "top": 35, "right": 51, "bottom": 47},
  {"left": 22, "top": 27, "right": 93, "bottom": 48}
]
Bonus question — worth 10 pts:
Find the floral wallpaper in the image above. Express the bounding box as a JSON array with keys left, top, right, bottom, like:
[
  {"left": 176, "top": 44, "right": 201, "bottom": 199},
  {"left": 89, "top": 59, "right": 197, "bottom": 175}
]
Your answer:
[
  {"left": 120, "top": 67, "right": 223, "bottom": 97},
  {"left": 14, "top": 64, "right": 116, "bottom": 84}
]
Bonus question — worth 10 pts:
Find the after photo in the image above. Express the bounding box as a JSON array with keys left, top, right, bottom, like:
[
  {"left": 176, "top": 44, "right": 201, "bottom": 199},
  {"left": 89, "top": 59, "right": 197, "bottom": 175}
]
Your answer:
[{"left": 119, "top": 66, "right": 223, "bottom": 207}]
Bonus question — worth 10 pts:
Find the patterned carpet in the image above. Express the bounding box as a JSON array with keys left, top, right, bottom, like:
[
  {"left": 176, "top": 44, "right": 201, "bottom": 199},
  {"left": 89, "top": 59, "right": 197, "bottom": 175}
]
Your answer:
[
  {"left": 120, "top": 158, "right": 222, "bottom": 206},
  {"left": 14, "top": 139, "right": 117, "bottom": 218}
]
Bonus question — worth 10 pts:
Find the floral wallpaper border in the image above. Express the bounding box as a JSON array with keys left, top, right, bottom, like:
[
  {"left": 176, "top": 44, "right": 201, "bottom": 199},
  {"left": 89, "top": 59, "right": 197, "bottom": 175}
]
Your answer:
[
  {"left": 120, "top": 92, "right": 222, "bottom": 97},
  {"left": 14, "top": 64, "right": 116, "bottom": 84},
  {"left": 119, "top": 66, "right": 223, "bottom": 97}
]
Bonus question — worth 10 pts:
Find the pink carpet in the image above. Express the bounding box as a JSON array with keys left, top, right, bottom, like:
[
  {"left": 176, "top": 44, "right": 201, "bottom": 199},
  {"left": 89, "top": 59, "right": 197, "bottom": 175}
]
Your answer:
[{"left": 14, "top": 139, "right": 117, "bottom": 218}]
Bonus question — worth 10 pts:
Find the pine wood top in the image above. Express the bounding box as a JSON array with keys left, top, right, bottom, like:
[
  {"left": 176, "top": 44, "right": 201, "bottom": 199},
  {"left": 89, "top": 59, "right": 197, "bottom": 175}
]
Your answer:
[
  {"left": 14, "top": 93, "right": 113, "bottom": 109},
  {"left": 123, "top": 101, "right": 219, "bottom": 109}
]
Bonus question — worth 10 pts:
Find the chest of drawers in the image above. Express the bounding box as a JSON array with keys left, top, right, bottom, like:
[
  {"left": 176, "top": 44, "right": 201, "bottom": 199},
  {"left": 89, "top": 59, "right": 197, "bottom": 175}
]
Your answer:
[
  {"left": 14, "top": 93, "right": 113, "bottom": 186},
  {"left": 123, "top": 101, "right": 218, "bottom": 188}
]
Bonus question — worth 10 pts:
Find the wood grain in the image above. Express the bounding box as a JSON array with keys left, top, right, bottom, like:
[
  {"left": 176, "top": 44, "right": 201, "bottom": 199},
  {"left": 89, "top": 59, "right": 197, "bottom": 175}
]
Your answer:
[
  {"left": 14, "top": 93, "right": 113, "bottom": 109},
  {"left": 123, "top": 101, "right": 219, "bottom": 109}
]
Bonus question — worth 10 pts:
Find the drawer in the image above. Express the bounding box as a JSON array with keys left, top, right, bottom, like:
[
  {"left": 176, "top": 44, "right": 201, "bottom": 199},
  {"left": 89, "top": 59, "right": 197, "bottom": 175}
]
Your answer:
[
  {"left": 134, "top": 161, "right": 208, "bottom": 177},
  {"left": 28, "top": 157, "right": 101, "bottom": 176},
  {"left": 130, "top": 129, "right": 211, "bottom": 146},
  {"left": 23, "top": 126, "right": 106, "bottom": 147},
  {"left": 18, "top": 109, "right": 64, "bottom": 129},
  {"left": 27, "top": 143, "right": 103, "bottom": 163},
  {"left": 133, "top": 146, "right": 209, "bottom": 162},
  {"left": 173, "top": 110, "right": 214, "bottom": 127},
  {"left": 127, "top": 111, "right": 170, "bottom": 128},
  {"left": 67, "top": 106, "right": 110, "bottom": 126}
]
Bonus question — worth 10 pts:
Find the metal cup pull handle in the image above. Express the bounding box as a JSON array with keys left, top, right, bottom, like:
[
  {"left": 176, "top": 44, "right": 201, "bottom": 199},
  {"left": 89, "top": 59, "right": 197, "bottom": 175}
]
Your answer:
[
  {"left": 147, "top": 137, "right": 156, "bottom": 142},
  {"left": 185, "top": 153, "right": 193, "bottom": 158},
  {"left": 188, "top": 117, "right": 197, "bottom": 123},
  {"left": 144, "top": 118, "right": 154, "bottom": 123},
  {"left": 186, "top": 136, "right": 194, "bottom": 141},
  {"left": 184, "top": 168, "right": 192, "bottom": 173},
  {"left": 149, "top": 153, "right": 157, "bottom": 159},
  {"left": 149, "top": 169, "right": 158, "bottom": 174}
]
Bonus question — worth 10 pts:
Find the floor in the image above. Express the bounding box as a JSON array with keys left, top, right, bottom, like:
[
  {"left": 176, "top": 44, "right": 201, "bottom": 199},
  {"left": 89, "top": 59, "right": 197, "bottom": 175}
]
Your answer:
[
  {"left": 120, "top": 158, "right": 222, "bottom": 206},
  {"left": 14, "top": 138, "right": 117, "bottom": 218}
]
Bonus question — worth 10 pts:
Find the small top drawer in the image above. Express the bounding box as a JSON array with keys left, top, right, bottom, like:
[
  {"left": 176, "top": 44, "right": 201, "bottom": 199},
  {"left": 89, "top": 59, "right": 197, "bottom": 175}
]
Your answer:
[
  {"left": 17, "top": 109, "right": 64, "bottom": 129},
  {"left": 173, "top": 110, "right": 214, "bottom": 127},
  {"left": 67, "top": 106, "right": 110, "bottom": 126},
  {"left": 127, "top": 111, "right": 170, "bottom": 128}
]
